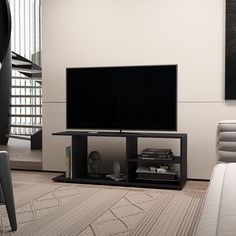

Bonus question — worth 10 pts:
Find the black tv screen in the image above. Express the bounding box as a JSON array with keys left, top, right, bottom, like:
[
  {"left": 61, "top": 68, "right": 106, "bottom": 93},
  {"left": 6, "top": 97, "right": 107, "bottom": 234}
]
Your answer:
[{"left": 66, "top": 65, "right": 177, "bottom": 131}]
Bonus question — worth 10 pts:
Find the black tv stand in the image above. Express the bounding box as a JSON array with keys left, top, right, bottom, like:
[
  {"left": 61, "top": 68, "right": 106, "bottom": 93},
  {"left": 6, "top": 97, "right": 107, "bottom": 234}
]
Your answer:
[{"left": 52, "top": 131, "right": 187, "bottom": 190}]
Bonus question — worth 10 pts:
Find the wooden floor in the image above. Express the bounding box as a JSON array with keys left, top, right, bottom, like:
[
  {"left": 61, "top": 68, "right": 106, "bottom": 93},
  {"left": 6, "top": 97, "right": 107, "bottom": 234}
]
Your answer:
[
  {"left": 184, "top": 179, "right": 208, "bottom": 191},
  {"left": 11, "top": 170, "right": 209, "bottom": 191},
  {"left": 0, "top": 138, "right": 42, "bottom": 170},
  {"left": 11, "top": 170, "right": 58, "bottom": 184}
]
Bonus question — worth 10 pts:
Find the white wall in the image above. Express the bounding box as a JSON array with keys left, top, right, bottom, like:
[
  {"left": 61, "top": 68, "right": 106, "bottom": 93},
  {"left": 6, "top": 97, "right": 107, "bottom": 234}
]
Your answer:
[{"left": 42, "top": 0, "right": 236, "bottom": 179}]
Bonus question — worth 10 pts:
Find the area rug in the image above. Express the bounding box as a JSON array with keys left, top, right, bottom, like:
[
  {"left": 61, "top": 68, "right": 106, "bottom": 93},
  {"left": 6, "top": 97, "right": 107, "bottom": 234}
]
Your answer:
[{"left": 0, "top": 182, "right": 205, "bottom": 236}]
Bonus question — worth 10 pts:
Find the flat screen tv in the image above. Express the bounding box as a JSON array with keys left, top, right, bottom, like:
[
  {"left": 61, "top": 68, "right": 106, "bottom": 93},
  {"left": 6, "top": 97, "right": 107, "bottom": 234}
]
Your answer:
[{"left": 66, "top": 65, "right": 177, "bottom": 131}]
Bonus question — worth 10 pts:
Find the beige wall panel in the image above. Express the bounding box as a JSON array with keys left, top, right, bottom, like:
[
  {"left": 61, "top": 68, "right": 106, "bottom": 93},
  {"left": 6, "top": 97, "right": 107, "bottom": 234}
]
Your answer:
[
  {"left": 42, "top": 0, "right": 236, "bottom": 179},
  {"left": 178, "top": 102, "right": 236, "bottom": 179},
  {"left": 42, "top": 0, "right": 224, "bottom": 103},
  {"left": 43, "top": 102, "right": 236, "bottom": 179}
]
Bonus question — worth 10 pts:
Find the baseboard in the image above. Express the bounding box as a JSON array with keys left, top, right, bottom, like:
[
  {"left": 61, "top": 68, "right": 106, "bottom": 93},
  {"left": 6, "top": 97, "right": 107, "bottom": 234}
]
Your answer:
[
  {"left": 187, "top": 178, "right": 210, "bottom": 182},
  {"left": 10, "top": 167, "right": 63, "bottom": 174}
]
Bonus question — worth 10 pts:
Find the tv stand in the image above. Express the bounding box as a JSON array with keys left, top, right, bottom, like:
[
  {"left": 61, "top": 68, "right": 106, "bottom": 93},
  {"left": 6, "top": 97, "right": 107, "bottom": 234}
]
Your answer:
[{"left": 52, "top": 131, "right": 187, "bottom": 190}]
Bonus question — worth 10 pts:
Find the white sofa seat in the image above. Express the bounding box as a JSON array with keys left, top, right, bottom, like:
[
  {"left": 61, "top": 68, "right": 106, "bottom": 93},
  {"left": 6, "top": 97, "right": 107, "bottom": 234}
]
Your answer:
[
  {"left": 194, "top": 121, "right": 236, "bottom": 235},
  {"left": 194, "top": 163, "right": 236, "bottom": 236}
]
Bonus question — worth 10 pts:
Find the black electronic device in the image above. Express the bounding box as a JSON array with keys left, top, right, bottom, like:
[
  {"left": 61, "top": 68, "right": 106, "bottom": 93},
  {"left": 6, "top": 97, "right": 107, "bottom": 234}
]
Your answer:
[
  {"left": 66, "top": 65, "right": 177, "bottom": 131},
  {"left": 135, "top": 166, "right": 178, "bottom": 181}
]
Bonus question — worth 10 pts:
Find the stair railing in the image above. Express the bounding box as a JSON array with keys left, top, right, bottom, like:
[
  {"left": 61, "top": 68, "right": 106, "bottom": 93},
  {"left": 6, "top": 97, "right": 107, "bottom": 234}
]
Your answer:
[{"left": 10, "top": 52, "right": 42, "bottom": 141}]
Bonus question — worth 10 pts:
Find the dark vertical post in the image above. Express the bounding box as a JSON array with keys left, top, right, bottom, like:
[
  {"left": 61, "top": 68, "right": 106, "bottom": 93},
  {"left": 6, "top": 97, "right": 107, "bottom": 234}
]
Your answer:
[
  {"left": 0, "top": 0, "right": 12, "bottom": 145},
  {"left": 126, "top": 135, "right": 138, "bottom": 181},
  {"left": 71, "top": 135, "right": 88, "bottom": 179},
  {"left": 180, "top": 134, "right": 187, "bottom": 188},
  {"left": 225, "top": 0, "right": 236, "bottom": 99},
  {"left": 0, "top": 47, "right": 12, "bottom": 145}
]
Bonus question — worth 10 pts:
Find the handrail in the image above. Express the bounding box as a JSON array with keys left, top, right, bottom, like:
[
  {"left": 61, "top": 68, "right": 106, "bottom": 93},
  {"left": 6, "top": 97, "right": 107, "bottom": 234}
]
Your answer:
[{"left": 0, "top": 0, "right": 11, "bottom": 68}]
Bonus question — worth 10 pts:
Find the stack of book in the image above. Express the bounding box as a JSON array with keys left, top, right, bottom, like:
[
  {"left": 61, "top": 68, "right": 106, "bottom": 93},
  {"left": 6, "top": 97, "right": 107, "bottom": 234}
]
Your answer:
[{"left": 138, "top": 148, "right": 174, "bottom": 161}]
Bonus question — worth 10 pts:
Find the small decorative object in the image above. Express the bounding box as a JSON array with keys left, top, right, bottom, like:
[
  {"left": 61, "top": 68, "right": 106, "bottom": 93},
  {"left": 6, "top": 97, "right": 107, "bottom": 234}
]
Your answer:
[
  {"left": 65, "top": 146, "right": 72, "bottom": 178},
  {"left": 88, "top": 151, "right": 101, "bottom": 177},
  {"left": 113, "top": 161, "right": 120, "bottom": 175},
  {"left": 106, "top": 161, "right": 126, "bottom": 181}
]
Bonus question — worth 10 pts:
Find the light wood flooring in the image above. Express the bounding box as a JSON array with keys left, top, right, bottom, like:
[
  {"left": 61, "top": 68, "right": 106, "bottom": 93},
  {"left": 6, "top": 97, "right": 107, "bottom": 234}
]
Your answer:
[
  {"left": 11, "top": 170, "right": 209, "bottom": 191},
  {"left": 0, "top": 138, "right": 42, "bottom": 170}
]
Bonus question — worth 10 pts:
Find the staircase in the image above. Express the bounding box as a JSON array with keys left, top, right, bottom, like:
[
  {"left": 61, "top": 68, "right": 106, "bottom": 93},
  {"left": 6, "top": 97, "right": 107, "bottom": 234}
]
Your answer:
[{"left": 7, "top": 52, "right": 42, "bottom": 150}]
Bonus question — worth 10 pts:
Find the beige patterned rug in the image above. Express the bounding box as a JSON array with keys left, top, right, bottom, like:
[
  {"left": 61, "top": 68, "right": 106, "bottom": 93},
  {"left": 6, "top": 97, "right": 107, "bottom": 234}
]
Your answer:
[{"left": 0, "top": 182, "right": 205, "bottom": 236}]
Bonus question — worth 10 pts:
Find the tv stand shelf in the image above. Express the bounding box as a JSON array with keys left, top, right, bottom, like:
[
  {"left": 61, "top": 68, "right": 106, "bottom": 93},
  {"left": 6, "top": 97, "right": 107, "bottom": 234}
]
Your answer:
[{"left": 52, "top": 131, "right": 187, "bottom": 190}]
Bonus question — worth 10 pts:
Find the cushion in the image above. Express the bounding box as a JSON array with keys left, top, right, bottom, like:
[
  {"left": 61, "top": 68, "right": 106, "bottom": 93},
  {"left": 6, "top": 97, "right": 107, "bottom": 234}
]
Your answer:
[{"left": 218, "top": 120, "right": 236, "bottom": 162}]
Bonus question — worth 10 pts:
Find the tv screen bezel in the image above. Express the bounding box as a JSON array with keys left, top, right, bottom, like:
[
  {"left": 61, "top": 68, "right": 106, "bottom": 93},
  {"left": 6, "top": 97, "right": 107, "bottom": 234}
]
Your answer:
[{"left": 66, "top": 64, "right": 178, "bottom": 132}]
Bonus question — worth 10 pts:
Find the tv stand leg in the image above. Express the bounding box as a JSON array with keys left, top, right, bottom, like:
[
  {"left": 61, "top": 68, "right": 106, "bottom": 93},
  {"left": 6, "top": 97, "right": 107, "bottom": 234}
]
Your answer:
[{"left": 72, "top": 136, "right": 88, "bottom": 179}]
